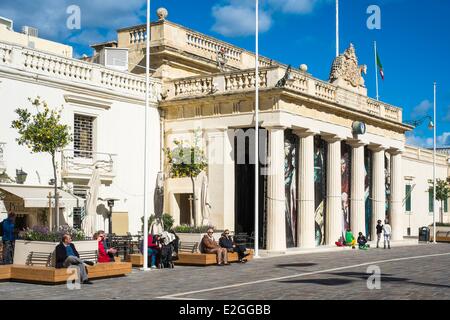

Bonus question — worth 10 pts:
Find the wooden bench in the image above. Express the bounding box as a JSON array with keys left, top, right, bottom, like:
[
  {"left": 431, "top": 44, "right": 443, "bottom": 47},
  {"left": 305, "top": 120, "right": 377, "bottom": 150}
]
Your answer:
[
  {"left": 0, "top": 265, "right": 11, "bottom": 281},
  {"left": 436, "top": 231, "right": 450, "bottom": 243},
  {"left": 3, "top": 250, "right": 131, "bottom": 284},
  {"left": 10, "top": 262, "right": 132, "bottom": 284},
  {"left": 175, "top": 241, "right": 254, "bottom": 266}
]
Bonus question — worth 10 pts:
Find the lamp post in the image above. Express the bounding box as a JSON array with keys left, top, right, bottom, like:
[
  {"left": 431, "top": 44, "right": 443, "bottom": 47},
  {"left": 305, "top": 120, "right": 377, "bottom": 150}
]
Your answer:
[
  {"left": 99, "top": 198, "right": 119, "bottom": 235},
  {"left": 405, "top": 112, "right": 435, "bottom": 243}
]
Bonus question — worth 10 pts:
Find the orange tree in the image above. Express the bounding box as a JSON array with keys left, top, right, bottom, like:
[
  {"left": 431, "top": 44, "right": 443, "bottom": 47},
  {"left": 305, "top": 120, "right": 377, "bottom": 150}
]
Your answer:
[
  {"left": 165, "top": 135, "right": 207, "bottom": 226},
  {"left": 11, "top": 97, "right": 72, "bottom": 228}
]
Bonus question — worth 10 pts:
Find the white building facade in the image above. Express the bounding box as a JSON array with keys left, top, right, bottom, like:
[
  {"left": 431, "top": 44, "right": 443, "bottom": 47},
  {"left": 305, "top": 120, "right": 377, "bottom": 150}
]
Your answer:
[
  {"left": 0, "top": 10, "right": 448, "bottom": 250},
  {"left": 0, "top": 38, "right": 161, "bottom": 235}
]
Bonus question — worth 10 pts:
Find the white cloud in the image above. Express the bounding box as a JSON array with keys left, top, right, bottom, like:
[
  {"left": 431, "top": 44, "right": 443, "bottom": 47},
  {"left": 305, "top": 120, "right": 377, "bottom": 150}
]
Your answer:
[
  {"left": 0, "top": 0, "right": 145, "bottom": 49},
  {"left": 406, "top": 132, "right": 450, "bottom": 148},
  {"left": 268, "top": 0, "right": 325, "bottom": 14},
  {"left": 412, "top": 99, "right": 432, "bottom": 118},
  {"left": 211, "top": 0, "right": 327, "bottom": 37},
  {"left": 212, "top": 3, "right": 272, "bottom": 37}
]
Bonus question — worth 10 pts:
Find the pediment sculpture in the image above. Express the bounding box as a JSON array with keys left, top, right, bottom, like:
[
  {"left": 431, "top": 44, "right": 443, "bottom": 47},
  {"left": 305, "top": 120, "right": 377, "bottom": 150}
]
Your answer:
[{"left": 329, "top": 43, "right": 367, "bottom": 89}]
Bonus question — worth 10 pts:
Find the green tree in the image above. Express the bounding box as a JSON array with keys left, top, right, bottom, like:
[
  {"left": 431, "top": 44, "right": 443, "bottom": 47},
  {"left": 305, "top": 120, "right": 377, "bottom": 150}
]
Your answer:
[
  {"left": 429, "top": 178, "right": 450, "bottom": 223},
  {"left": 165, "top": 133, "right": 207, "bottom": 226},
  {"left": 11, "top": 97, "right": 72, "bottom": 229}
]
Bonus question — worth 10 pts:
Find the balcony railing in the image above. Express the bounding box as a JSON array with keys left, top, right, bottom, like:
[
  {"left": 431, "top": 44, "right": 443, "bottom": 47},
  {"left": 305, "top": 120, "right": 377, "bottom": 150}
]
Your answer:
[
  {"left": 163, "top": 66, "right": 403, "bottom": 123},
  {"left": 0, "top": 42, "right": 161, "bottom": 102},
  {"left": 61, "top": 149, "right": 117, "bottom": 181}
]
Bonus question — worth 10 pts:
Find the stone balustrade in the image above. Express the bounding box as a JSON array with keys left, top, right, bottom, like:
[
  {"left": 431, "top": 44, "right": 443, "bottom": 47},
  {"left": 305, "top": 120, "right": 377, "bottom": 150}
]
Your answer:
[
  {"left": 186, "top": 32, "right": 242, "bottom": 62},
  {"left": 129, "top": 27, "right": 147, "bottom": 44},
  {"left": 165, "top": 65, "right": 403, "bottom": 123},
  {"left": 225, "top": 70, "right": 268, "bottom": 91},
  {"left": 0, "top": 41, "right": 161, "bottom": 102},
  {"left": 174, "top": 77, "right": 214, "bottom": 96}
]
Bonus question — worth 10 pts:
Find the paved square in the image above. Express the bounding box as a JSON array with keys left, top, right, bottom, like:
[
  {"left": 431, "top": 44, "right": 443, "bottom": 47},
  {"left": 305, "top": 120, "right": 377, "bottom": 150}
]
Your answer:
[{"left": 1, "top": 244, "right": 449, "bottom": 300}]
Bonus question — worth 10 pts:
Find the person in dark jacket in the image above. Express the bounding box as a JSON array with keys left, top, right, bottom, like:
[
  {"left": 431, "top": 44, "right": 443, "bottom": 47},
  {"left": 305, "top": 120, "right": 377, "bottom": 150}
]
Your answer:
[
  {"left": 219, "top": 229, "right": 249, "bottom": 263},
  {"left": 376, "top": 220, "right": 383, "bottom": 248},
  {"left": 1, "top": 212, "right": 16, "bottom": 264},
  {"left": 55, "top": 234, "right": 94, "bottom": 284},
  {"left": 357, "top": 232, "right": 369, "bottom": 249}
]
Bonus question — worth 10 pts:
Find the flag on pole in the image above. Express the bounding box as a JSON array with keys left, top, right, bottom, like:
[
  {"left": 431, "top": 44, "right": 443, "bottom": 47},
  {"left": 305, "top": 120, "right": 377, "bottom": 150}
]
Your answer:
[{"left": 376, "top": 51, "right": 384, "bottom": 80}]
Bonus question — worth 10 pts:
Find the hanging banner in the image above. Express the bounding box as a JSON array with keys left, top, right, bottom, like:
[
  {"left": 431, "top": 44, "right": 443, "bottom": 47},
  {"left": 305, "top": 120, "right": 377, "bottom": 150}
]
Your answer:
[
  {"left": 314, "top": 136, "right": 327, "bottom": 246},
  {"left": 284, "top": 131, "right": 298, "bottom": 248},
  {"left": 365, "top": 147, "right": 373, "bottom": 239},
  {"left": 341, "top": 142, "right": 351, "bottom": 236}
]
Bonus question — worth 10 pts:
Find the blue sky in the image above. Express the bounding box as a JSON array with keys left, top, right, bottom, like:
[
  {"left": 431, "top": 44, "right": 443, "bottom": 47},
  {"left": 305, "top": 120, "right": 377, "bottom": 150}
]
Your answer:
[{"left": 1, "top": 0, "right": 449, "bottom": 148}]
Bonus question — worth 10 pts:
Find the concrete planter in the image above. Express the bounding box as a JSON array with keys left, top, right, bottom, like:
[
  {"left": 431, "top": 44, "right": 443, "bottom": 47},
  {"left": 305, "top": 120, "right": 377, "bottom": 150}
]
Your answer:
[{"left": 13, "top": 240, "right": 98, "bottom": 266}]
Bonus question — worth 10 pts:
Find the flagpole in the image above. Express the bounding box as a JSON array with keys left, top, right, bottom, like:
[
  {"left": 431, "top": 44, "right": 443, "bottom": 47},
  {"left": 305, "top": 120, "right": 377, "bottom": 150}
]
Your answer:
[
  {"left": 254, "top": 0, "right": 259, "bottom": 258},
  {"left": 433, "top": 81, "right": 437, "bottom": 243},
  {"left": 374, "top": 41, "right": 379, "bottom": 101},
  {"left": 336, "top": 0, "right": 339, "bottom": 57},
  {"left": 142, "top": 0, "right": 150, "bottom": 271}
]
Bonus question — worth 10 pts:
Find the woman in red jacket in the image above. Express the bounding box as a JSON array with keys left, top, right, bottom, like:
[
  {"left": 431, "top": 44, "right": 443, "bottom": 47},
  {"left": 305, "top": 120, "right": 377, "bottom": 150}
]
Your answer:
[{"left": 94, "top": 232, "right": 113, "bottom": 263}]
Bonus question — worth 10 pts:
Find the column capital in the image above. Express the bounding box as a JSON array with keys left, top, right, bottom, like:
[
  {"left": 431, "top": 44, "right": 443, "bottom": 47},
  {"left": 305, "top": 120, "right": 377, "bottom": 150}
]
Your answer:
[
  {"left": 387, "top": 147, "right": 404, "bottom": 156},
  {"left": 367, "top": 144, "right": 388, "bottom": 152},
  {"left": 346, "top": 138, "right": 367, "bottom": 148},
  {"left": 322, "top": 133, "right": 344, "bottom": 143},
  {"left": 292, "top": 128, "right": 319, "bottom": 138},
  {"left": 263, "top": 124, "right": 286, "bottom": 131}
]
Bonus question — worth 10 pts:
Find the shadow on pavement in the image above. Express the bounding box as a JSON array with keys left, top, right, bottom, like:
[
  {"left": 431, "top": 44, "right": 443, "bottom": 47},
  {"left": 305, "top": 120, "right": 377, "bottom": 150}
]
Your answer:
[
  {"left": 275, "top": 263, "right": 318, "bottom": 268},
  {"left": 279, "top": 278, "right": 354, "bottom": 286}
]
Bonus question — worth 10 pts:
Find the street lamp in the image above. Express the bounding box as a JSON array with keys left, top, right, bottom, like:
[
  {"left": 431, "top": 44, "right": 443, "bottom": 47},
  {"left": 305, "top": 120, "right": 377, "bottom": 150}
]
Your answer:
[
  {"left": 405, "top": 105, "right": 436, "bottom": 243},
  {"left": 99, "top": 198, "right": 119, "bottom": 235}
]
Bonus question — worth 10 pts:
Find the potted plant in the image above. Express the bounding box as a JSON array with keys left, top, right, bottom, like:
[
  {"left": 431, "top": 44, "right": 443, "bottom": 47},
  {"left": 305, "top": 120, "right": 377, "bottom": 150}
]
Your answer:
[{"left": 13, "top": 224, "right": 97, "bottom": 266}]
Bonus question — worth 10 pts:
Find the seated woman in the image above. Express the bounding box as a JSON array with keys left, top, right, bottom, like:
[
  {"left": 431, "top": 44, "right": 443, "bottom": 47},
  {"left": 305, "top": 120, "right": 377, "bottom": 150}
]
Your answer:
[
  {"left": 357, "top": 232, "right": 370, "bottom": 249},
  {"left": 219, "top": 229, "right": 249, "bottom": 263},
  {"left": 201, "top": 227, "right": 229, "bottom": 266},
  {"left": 93, "top": 232, "right": 117, "bottom": 263},
  {"left": 345, "top": 229, "right": 356, "bottom": 249},
  {"left": 147, "top": 233, "right": 161, "bottom": 269}
]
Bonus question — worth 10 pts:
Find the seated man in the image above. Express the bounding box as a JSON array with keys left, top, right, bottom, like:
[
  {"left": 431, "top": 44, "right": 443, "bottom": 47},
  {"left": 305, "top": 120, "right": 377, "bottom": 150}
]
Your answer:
[
  {"left": 357, "top": 232, "right": 370, "bottom": 250},
  {"left": 201, "top": 228, "right": 228, "bottom": 266},
  {"left": 55, "top": 234, "right": 94, "bottom": 284},
  {"left": 219, "top": 229, "right": 249, "bottom": 263},
  {"left": 345, "top": 229, "right": 356, "bottom": 249}
]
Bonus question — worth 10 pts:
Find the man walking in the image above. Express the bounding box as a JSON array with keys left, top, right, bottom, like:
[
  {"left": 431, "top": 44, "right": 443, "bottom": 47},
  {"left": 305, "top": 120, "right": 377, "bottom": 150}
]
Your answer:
[
  {"left": 376, "top": 219, "right": 383, "bottom": 248},
  {"left": 1, "top": 212, "right": 16, "bottom": 264},
  {"left": 383, "top": 220, "right": 392, "bottom": 249}
]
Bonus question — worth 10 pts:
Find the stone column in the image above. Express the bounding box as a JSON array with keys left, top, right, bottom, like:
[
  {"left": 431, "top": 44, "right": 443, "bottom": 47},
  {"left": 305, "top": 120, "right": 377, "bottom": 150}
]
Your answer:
[
  {"left": 324, "top": 135, "right": 342, "bottom": 245},
  {"left": 349, "top": 141, "right": 366, "bottom": 236},
  {"left": 266, "top": 126, "right": 287, "bottom": 252},
  {"left": 295, "top": 130, "right": 316, "bottom": 248},
  {"left": 390, "top": 150, "right": 404, "bottom": 241},
  {"left": 371, "top": 146, "right": 387, "bottom": 239}
]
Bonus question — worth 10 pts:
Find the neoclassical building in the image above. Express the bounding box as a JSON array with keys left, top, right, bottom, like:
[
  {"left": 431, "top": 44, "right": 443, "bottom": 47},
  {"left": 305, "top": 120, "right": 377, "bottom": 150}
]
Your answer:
[{"left": 1, "top": 9, "right": 448, "bottom": 250}]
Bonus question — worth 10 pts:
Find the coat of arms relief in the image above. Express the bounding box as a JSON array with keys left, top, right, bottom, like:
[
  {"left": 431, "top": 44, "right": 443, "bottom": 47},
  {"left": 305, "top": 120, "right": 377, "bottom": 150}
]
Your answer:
[{"left": 329, "top": 43, "right": 367, "bottom": 93}]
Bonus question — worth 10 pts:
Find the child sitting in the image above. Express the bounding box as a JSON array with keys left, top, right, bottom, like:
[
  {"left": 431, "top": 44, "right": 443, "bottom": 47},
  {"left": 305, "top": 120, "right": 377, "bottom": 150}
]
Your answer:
[{"left": 357, "top": 232, "right": 370, "bottom": 250}]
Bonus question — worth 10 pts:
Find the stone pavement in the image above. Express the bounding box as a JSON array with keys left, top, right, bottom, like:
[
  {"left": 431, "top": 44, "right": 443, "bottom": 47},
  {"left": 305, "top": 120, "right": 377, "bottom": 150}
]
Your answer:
[{"left": 0, "top": 243, "right": 449, "bottom": 300}]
